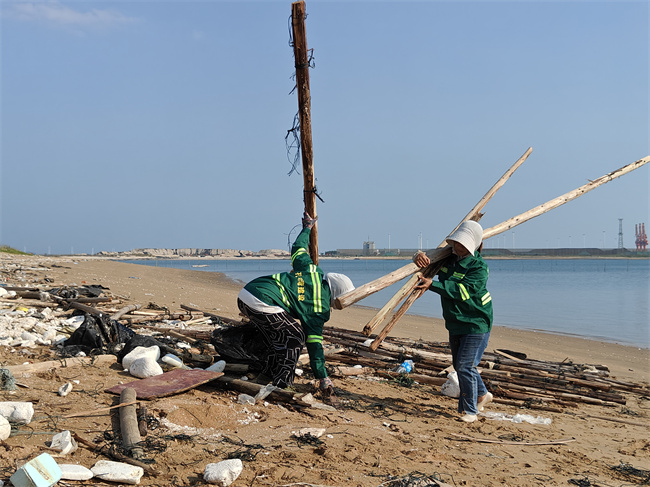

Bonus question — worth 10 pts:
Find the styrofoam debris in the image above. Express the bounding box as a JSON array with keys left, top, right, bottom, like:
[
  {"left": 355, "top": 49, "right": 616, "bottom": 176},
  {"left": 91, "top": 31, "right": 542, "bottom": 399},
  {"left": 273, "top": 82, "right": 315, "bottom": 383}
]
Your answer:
[
  {"left": 0, "top": 401, "right": 34, "bottom": 424},
  {"left": 204, "top": 459, "right": 243, "bottom": 486},
  {"left": 90, "top": 460, "right": 144, "bottom": 485},
  {"left": 59, "top": 464, "right": 94, "bottom": 481},
  {"left": 292, "top": 427, "right": 326, "bottom": 438},
  {"left": 0, "top": 415, "right": 11, "bottom": 441},
  {"left": 49, "top": 430, "right": 78, "bottom": 455},
  {"left": 58, "top": 382, "right": 73, "bottom": 397}
]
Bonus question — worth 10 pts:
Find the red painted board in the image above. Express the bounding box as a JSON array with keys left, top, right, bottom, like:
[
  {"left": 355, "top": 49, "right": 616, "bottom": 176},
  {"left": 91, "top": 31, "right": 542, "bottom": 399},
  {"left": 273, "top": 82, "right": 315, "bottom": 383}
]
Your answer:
[{"left": 105, "top": 368, "right": 224, "bottom": 399}]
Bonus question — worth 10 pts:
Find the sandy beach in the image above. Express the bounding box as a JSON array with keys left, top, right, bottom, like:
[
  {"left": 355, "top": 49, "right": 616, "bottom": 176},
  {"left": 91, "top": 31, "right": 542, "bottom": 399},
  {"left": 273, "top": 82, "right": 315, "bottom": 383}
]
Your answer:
[{"left": 1, "top": 253, "right": 648, "bottom": 486}]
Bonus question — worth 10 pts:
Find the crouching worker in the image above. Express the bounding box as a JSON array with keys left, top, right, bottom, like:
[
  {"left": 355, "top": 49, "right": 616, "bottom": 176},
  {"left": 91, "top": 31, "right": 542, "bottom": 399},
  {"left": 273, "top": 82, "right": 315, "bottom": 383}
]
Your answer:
[{"left": 237, "top": 213, "right": 355, "bottom": 397}]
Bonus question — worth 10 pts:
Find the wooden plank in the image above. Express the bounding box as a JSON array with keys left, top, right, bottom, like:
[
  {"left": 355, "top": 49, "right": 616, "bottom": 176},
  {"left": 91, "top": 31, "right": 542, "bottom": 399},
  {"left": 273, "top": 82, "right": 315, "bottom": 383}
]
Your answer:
[{"left": 105, "top": 369, "right": 223, "bottom": 400}]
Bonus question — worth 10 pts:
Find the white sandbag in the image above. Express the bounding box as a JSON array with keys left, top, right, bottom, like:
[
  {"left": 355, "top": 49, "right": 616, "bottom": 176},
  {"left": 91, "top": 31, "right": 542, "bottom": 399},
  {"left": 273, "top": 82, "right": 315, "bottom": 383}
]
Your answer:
[
  {"left": 121, "top": 346, "right": 160, "bottom": 370},
  {"left": 91, "top": 460, "right": 144, "bottom": 485},
  {"left": 59, "top": 464, "right": 94, "bottom": 481},
  {"left": 0, "top": 402, "right": 34, "bottom": 424},
  {"left": 129, "top": 356, "right": 164, "bottom": 379},
  {"left": 204, "top": 459, "right": 243, "bottom": 486}
]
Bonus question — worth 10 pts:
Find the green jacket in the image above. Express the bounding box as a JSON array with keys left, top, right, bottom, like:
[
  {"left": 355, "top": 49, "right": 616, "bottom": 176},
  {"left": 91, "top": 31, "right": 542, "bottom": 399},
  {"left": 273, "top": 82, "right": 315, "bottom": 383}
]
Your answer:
[
  {"left": 244, "top": 227, "right": 331, "bottom": 379},
  {"left": 428, "top": 253, "right": 493, "bottom": 335}
]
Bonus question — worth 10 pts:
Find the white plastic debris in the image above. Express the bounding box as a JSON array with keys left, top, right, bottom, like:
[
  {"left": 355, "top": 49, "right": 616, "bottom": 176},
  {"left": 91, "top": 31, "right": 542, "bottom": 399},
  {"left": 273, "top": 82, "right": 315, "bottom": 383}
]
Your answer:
[
  {"left": 362, "top": 338, "right": 374, "bottom": 347},
  {"left": 91, "top": 460, "right": 144, "bottom": 485},
  {"left": 440, "top": 371, "right": 460, "bottom": 398},
  {"left": 482, "top": 411, "right": 552, "bottom": 425},
  {"left": 0, "top": 415, "right": 10, "bottom": 441},
  {"left": 254, "top": 384, "right": 277, "bottom": 402},
  {"left": 58, "top": 382, "right": 73, "bottom": 397},
  {"left": 10, "top": 453, "right": 61, "bottom": 487},
  {"left": 237, "top": 394, "right": 256, "bottom": 405},
  {"left": 0, "top": 401, "right": 34, "bottom": 424},
  {"left": 121, "top": 346, "right": 160, "bottom": 370},
  {"left": 59, "top": 464, "right": 94, "bottom": 481},
  {"left": 161, "top": 353, "right": 188, "bottom": 369},
  {"left": 129, "top": 356, "right": 164, "bottom": 379},
  {"left": 292, "top": 427, "right": 326, "bottom": 438},
  {"left": 206, "top": 360, "right": 226, "bottom": 373},
  {"left": 49, "top": 430, "right": 78, "bottom": 455},
  {"left": 203, "top": 459, "right": 243, "bottom": 486}
]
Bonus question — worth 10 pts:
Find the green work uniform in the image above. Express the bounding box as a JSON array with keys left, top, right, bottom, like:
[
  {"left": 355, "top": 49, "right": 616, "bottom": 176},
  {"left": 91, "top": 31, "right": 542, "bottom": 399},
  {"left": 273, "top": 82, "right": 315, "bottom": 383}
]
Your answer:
[
  {"left": 243, "top": 227, "right": 331, "bottom": 379},
  {"left": 428, "top": 253, "right": 493, "bottom": 335}
]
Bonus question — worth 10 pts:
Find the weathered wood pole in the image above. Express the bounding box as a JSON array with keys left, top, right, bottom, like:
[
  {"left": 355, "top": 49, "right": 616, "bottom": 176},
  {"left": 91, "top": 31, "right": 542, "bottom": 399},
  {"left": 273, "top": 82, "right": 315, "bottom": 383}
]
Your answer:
[{"left": 291, "top": 1, "right": 319, "bottom": 263}]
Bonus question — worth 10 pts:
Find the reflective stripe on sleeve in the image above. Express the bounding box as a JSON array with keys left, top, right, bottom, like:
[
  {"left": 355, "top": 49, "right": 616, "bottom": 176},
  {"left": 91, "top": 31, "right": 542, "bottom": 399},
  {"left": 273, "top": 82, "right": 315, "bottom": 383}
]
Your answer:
[
  {"left": 458, "top": 283, "right": 470, "bottom": 301},
  {"left": 291, "top": 247, "right": 309, "bottom": 264},
  {"left": 306, "top": 334, "right": 323, "bottom": 344},
  {"left": 481, "top": 292, "right": 492, "bottom": 305},
  {"left": 272, "top": 274, "right": 291, "bottom": 306}
]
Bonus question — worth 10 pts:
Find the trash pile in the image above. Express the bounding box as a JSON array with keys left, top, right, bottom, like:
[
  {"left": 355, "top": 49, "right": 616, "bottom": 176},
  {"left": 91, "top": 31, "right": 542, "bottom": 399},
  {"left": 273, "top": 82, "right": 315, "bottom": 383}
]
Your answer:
[{"left": 1, "top": 257, "right": 649, "bottom": 487}]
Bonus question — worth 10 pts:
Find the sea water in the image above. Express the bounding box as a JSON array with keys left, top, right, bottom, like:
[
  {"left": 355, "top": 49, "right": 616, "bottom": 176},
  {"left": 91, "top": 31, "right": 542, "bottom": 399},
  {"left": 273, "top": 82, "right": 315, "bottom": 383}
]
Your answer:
[{"left": 123, "top": 258, "right": 649, "bottom": 349}]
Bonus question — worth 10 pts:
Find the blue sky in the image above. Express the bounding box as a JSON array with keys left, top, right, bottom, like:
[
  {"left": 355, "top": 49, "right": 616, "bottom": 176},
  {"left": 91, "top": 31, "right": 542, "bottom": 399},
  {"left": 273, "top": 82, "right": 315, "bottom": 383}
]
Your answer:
[{"left": 1, "top": 0, "right": 648, "bottom": 255}]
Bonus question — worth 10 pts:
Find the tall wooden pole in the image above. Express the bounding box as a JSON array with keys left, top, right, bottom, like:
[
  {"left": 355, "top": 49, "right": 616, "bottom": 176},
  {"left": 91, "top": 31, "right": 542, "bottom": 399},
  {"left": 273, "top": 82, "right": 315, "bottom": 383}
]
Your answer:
[{"left": 291, "top": 1, "right": 319, "bottom": 263}]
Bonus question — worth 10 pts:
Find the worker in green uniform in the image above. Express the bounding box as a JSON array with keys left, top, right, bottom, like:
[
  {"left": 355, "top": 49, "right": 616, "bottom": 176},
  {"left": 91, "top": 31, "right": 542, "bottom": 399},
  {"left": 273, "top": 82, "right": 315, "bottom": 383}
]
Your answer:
[
  {"left": 414, "top": 220, "right": 494, "bottom": 423},
  {"left": 237, "top": 213, "right": 354, "bottom": 395}
]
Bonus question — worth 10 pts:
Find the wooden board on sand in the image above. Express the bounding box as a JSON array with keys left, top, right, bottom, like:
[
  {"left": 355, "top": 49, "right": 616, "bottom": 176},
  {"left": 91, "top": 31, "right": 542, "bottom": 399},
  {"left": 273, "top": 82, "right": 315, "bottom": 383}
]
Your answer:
[{"left": 105, "top": 368, "right": 224, "bottom": 399}]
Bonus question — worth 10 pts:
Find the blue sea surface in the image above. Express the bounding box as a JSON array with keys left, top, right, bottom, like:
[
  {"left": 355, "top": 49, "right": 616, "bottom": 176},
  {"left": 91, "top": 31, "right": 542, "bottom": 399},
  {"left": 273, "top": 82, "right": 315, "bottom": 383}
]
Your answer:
[{"left": 123, "top": 258, "right": 650, "bottom": 348}]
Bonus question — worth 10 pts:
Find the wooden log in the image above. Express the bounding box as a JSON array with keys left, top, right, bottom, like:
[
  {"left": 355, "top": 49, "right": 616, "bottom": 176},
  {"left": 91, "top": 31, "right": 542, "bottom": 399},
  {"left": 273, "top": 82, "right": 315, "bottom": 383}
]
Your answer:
[
  {"left": 369, "top": 262, "right": 445, "bottom": 351},
  {"left": 337, "top": 148, "right": 533, "bottom": 311},
  {"left": 180, "top": 304, "right": 241, "bottom": 325},
  {"left": 111, "top": 304, "right": 141, "bottom": 321},
  {"left": 291, "top": 0, "right": 319, "bottom": 264},
  {"left": 336, "top": 248, "right": 450, "bottom": 311},
  {"left": 119, "top": 387, "right": 144, "bottom": 459},
  {"left": 483, "top": 156, "right": 650, "bottom": 239}
]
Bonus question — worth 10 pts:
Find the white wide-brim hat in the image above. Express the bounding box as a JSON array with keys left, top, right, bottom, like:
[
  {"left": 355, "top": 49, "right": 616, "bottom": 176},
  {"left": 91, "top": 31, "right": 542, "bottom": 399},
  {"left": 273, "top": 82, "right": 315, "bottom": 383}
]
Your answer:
[
  {"left": 324, "top": 273, "right": 355, "bottom": 307},
  {"left": 446, "top": 220, "right": 484, "bottom": 256}
]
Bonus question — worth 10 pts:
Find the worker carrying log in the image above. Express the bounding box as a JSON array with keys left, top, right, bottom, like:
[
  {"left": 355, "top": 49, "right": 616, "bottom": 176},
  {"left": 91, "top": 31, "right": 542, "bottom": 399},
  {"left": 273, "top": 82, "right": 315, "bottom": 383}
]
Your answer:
[
  {"left": 237, "top": 212, "right": 355, "bottom": 397},
  {"left": 414, "top": 221, "right": 494, "bottom": 423}
]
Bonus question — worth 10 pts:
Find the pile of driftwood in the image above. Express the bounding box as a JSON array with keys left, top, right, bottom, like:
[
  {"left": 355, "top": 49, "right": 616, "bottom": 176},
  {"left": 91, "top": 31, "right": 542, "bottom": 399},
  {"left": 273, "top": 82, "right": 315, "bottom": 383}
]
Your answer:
[{"left": 2, "top": 284, "right": 648, "bottom": 416}]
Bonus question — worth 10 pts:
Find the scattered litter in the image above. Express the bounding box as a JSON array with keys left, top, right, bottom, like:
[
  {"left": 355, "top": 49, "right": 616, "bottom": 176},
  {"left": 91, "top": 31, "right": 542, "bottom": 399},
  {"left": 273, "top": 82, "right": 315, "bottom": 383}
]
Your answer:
[
  {"left": 90, "top": 460, "right": 144, "bottom": 485},
  {"left": 58, "top": 382, "right": 73, "bottom": 397},
  {"left": 59, "top": 464, "right": 94, "bottom": 481},
  {"left": 0, "top": 415, "right": 10, "bottom": 441},
  {"left": 10, "top": 453, "right": 61, "bottom": 487},
  {"left": 440, "top": 371, "right": 460, "bottom": 398},
  {"left": 0, "top": 368, "right": 17, "bottom": 391},
  {"left": 49, "top": 430, "right": 78, "bottom": 455},
  {"left": 0, "top": 401, "right": 34, "bottom": 424},
  {"left": 292, "top": 427, "right": 326, "bottom": 438},
  {"left": 204, "top": 458, "right": 243, "bottom": 486},
  {"left": 482, "top": 411, "right": 552, "bottom": 425}
]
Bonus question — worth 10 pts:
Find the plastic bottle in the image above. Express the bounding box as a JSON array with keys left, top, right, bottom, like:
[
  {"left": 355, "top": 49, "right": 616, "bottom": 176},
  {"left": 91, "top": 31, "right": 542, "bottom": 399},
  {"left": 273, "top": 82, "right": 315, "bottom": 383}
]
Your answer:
[{"left": 393, "top": 359, "right": 414, "bottom": 374}]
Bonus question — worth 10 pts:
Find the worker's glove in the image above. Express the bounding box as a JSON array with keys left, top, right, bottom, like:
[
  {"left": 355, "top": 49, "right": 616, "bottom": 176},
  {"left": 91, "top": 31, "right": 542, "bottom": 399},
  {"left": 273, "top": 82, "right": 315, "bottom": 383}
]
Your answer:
[
  {"left": 318, "top": 377, "right": 334, "bottom": 392},
  {"left": 302, "top": 212, "right": 317, "bottom": 229}
]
